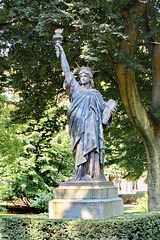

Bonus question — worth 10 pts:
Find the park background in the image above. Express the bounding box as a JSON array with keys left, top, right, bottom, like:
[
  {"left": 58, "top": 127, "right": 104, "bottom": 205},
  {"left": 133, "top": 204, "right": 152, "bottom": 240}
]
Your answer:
[{"left": 0, "top": 0, "right": 160, "bottom": 239}]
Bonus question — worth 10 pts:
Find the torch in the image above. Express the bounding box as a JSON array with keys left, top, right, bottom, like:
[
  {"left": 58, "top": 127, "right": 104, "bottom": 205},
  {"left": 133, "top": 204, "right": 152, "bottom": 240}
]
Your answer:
[{"left": 53, "top": 28, "right": 63, "bottom": 57}]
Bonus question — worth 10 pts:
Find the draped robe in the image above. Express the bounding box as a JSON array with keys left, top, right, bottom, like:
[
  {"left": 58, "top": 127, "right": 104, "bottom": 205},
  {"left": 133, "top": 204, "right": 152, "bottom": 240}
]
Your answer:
[{"left": 64, "top": 73, "right": 112, "bottom": 180}]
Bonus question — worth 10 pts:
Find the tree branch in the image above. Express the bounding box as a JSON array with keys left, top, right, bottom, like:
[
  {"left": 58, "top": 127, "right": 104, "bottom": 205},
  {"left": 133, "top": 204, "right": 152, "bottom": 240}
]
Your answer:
[
  {"left": 140, "top": 7, "right": 160, "bottom": 109},
  {"left": 115, "top": 1, "right": 152, "bottom": 139},
  {"left": 121, "top": 1, "right": 148, "bottom": 53},
  {"left": 141, "top": 7, "right": 154, "bottom": 59},
  {"left": 0, "top": 20, "right": 18, "bottom": 29},
  {"left": 151, "top": 44, "right": 160, "bottom": 109}
]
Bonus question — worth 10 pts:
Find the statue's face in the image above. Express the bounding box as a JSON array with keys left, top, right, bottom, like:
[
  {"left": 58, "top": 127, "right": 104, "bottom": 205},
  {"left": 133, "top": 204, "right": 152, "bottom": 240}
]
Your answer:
[{"left": 80, "top": 72, "right": 91, "bottom": 84}]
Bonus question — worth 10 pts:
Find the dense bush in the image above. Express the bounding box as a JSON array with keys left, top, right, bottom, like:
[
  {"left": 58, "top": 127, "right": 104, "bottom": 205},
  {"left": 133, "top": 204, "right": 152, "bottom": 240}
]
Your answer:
[
  {"left": 119, "top": 193, "right": 145, "bottom": 204},
  {"left": 135, "top": 192, "right": 148, "bottom": 212},
  {"left": 1, "top": 213, "right": 160, "bottom": 239},
  {"left": 0, "top": 206, "right": 8, "bottom": 213},
  {"left": 31, "top": 192, "right": 54, "bottom": 212}
]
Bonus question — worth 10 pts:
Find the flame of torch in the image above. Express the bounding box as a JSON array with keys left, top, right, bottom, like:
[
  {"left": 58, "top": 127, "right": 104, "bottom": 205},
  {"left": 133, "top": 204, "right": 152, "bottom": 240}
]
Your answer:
[{"left": 53, "top": 29, "right": 63, "bottom": 57}]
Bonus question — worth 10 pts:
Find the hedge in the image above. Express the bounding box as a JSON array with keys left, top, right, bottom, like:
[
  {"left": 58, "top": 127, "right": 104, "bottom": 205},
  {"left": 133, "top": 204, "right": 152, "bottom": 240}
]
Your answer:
[
  {"left": 1, "top": 213, "right": 160, "bottom": 240},
  {"left": 119, "top": 193, "right": 145, "bottom": 204}
]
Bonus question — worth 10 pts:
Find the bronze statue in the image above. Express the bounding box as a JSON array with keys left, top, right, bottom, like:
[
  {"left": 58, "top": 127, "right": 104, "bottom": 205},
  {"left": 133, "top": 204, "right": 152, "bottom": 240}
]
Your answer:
[{"left": 55, "top": 31, "right": 117, "bottom": 181}]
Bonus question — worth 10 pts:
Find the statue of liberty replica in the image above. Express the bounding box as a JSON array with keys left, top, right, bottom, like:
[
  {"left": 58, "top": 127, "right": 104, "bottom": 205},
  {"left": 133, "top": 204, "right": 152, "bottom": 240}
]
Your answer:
[
  {"left": 55, "top": 30, "right": 117, "bottom": 182},
  {"left": 49, "top": 30, "right": 123, "bottom": 220}
]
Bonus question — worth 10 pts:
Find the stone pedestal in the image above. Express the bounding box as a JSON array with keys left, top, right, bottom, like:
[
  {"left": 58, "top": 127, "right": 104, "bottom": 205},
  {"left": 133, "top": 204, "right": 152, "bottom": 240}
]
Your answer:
[{"left": 49, "top": 181, "right": 123, "bottom": 220}]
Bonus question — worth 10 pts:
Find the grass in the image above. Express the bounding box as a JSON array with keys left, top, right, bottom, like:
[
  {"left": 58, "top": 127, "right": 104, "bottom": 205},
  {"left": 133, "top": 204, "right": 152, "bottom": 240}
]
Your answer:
[
  {"left": 0, "top": 212, "right": 49, "bottom": 219},
  {"left": 0, "top": 205, "right": 148, "bottom": 221}
]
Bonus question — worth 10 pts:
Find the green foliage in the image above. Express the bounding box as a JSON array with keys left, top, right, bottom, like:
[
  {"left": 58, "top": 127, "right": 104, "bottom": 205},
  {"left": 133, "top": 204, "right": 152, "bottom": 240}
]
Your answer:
[
  {"left": 0, "top": 0, "right": 155, "bottom": 121},
  {"left": 0, "top": 206, "right": 8, "bottom": 213},
  {"left": 0, "top": 94, "right": 74, "bottom": 203},
  {"left": 0, "top": 94, "right": 24, "bottom": 162},
  {"left": 104, "top": 111, "right": 147, "bottom": 180},
  {"left": 1, "top": 213, "right": 160, "bottom": 239},
  {"left": 31, "top": 192, "right": 54, "bottom": 212},
  {"left": 135, "top": 192, "right": 148, "bottom": 212},
  {"left": 152, "top": 106, "right": 160, "bottom": 117},
  {"left": 0, "top": 124, "right": 74, "bottom": 203},
  {"left": 119, "top": 193, "right": 145, "bottom": 205}
]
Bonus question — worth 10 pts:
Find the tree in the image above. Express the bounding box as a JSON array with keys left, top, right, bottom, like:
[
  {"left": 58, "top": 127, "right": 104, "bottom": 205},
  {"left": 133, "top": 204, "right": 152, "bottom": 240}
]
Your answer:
[
  {"left": 0, "top": 94, "right": 74, "bottom": 204},
  {"left": 111, "top": 1, "right": 160, "bottom": 212},
  {"left": 0, "top": 94, "right": 23, "bottom": 162},
  {"left": 0, "top": 0, "right": 160, "bottom": 211}
]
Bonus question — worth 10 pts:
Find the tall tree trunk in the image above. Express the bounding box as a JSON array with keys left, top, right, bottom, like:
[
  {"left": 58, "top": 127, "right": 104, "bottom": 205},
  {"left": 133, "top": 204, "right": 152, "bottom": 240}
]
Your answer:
[
  {"left": 146, "top": 135, "right": 160, "bottom": 211},
  {"left": 147, "top": 44, "right": 160, "bottom": 211},
  {"left": 116, "top": 62, "right": 160, "bottom": 212},
  {"left": 112, "top": 1, "right": 160, "bottom": 211}
]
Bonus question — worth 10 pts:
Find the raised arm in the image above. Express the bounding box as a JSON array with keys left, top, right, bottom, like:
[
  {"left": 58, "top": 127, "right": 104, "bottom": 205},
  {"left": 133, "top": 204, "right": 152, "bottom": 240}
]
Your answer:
[{"left": 55, "top": 43, "right": 71, "bottom": 76}]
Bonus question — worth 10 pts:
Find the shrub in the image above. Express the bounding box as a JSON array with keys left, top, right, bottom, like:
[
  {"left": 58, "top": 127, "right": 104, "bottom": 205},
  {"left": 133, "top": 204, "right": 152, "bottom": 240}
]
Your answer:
[
  {"left": 0, "top": 206, "right": 8, "bottom": 213},
  {"left": 1, "top": 213, "right": 160, "bottom": 239},
  {"left": 119, "top": 192, "right": 145, "bottom": 204},
  {"left": 31, "top": 192, "right": 54, "bottom": 212},
  {"left": 135, "top": 192, "right": 148, "bottom": 212}
]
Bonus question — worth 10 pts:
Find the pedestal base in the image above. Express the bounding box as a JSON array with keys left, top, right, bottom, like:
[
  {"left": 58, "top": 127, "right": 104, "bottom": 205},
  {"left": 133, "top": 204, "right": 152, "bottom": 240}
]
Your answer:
[{"left": 49, "top": 181, "right": 123, "bottom": 220}]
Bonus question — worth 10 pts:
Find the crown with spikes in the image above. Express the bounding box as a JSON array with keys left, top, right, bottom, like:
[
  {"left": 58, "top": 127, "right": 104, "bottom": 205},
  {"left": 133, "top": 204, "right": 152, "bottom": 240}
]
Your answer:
[{"left": 75, "top": 62, "right": 96, "bottom": 78}]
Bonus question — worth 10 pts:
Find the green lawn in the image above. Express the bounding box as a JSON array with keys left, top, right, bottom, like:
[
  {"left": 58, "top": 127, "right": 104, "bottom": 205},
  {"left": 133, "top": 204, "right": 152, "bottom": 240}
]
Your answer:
[{"left": 0, "top": 205, "right": 148, "bottom": 221}]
